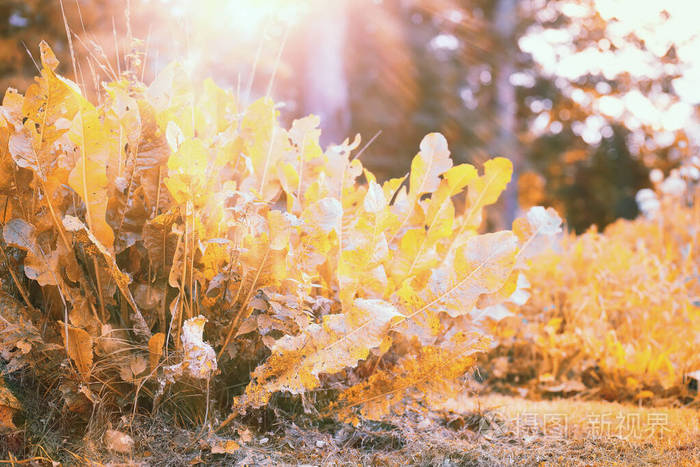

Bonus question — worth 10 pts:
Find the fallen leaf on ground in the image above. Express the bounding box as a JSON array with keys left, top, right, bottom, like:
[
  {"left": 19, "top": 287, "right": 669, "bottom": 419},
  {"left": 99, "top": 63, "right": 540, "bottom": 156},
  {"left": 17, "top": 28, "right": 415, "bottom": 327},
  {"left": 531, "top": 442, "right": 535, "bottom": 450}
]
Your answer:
[
  {"left": 211, "top": 439, "right": 240, "bottom": 454},
  {"left": 104, "top": 429, "right": 134, "bottom": 454}
]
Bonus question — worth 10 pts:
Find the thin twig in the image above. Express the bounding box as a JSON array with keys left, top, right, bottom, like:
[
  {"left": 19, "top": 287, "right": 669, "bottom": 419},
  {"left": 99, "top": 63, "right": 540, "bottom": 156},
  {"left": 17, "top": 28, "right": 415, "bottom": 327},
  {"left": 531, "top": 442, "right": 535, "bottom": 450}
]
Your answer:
[{"left": 352, "top": 130, "right": 382, "bottom": 162}]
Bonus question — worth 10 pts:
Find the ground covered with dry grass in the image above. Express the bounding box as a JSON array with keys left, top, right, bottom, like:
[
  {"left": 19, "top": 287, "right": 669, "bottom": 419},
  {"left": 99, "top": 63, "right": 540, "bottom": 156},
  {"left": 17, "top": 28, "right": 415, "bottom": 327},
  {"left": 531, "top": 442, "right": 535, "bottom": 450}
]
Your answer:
[{"left": 4, "top": 387, "right": 698, "bottom": 466}]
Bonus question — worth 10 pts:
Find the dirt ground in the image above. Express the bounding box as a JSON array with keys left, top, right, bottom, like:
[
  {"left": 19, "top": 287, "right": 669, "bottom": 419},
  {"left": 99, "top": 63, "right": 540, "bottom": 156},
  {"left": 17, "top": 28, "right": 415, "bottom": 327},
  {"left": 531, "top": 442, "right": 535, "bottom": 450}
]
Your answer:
[{"left": 4, "top": 393, "right": 698, "bottom": 466}]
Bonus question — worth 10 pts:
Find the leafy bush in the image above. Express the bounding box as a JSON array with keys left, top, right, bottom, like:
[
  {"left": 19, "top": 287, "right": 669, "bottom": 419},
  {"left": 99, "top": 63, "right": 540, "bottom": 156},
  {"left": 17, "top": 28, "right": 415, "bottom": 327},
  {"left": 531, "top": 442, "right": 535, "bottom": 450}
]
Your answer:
[
  {"left": 485, "top": 163, "right": 700, "bottom": 402},
  {"left": 0, "top": 42, "right": 561, "bottom": 429}
]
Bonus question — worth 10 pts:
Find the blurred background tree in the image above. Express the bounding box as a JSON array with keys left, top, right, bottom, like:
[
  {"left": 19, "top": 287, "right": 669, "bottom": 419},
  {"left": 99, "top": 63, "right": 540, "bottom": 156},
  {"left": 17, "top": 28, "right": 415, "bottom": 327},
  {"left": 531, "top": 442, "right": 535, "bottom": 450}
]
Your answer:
[{"left": 1, "top": 0, "right": 697, "bottom": 232}]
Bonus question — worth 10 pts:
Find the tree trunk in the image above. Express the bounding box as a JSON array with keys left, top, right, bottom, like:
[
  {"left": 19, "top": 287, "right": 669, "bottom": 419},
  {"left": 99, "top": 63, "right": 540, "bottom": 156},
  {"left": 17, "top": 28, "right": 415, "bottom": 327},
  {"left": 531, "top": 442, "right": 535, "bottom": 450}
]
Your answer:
[
  {"left": 492, "top": 0, "right": 521, "bottom": 227},
  {"left": 302, "top": 1, "right": 350, "bottom": 146}
]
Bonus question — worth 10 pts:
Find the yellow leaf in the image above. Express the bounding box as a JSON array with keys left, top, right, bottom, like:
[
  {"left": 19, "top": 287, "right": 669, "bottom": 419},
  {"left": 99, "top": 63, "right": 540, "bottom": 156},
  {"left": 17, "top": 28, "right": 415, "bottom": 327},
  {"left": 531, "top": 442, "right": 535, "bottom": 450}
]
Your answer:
[
  {"left": 465, "top": 157, "right": 513, "bottom": 227},
  {"left": 444, "top": 164, "right": 478, "bottom": 193},
  {"left": 60, "top": 324, "right": 93, "bottom": 379},
  {"left": 195, "top": 78, "right": 237, "bottom": 139},
  {"left": 425, "top": 231, "right": 518, "bottom": 318},
  {"left": 289, "top": 114, "right": 322, "bottom": 161},
  {"left": 236, "top": 299, "right": 404, "bottom": 409},
  {"left": 149, "top": 333, "right": 166, "bottom": 371},
  {"left": 408, "top": 133, "right": 452, "bottom": 198},
  {"left": 67, "top": 95, "right": 114, "bottom": 250},
  {"left": 211, "top": 439, "right": 240, "bottom": 454},
  {"left": 165, "top": 138, "right": 210, "bottom": 204},
  {"left": 635, "top": 390, "right": 655, "bottom": 400},
  {"left": 267, "top": 210, "right": 293, "bottom": 250},
  {"left": 147, "top": 62, "right": 195, "bottom": 138},
  {"left": 0, "top": 380, "right": 20, "bottom": 432}
]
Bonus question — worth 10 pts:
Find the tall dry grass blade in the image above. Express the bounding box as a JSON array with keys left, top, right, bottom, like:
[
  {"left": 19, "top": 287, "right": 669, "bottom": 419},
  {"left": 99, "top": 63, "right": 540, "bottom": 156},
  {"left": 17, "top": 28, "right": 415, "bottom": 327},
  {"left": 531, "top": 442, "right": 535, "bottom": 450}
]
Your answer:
[{"left": 59, "top": 0, "right": 79, "bottom": 85}]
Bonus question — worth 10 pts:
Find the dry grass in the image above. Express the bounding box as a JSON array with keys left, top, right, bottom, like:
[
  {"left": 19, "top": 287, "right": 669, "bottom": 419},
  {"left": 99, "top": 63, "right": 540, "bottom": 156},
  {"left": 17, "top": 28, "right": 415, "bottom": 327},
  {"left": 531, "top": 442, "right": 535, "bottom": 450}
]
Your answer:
[{"left": 6, "top": 393, "right": 696, "bottom": 466}]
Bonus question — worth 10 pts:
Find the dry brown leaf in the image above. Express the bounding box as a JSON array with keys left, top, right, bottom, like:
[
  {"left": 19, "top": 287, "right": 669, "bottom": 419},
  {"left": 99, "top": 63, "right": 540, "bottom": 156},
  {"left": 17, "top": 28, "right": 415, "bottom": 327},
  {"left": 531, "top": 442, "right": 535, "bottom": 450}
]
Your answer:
[{"left": 119, "top": 356, "right": 148, "bottom": 382}]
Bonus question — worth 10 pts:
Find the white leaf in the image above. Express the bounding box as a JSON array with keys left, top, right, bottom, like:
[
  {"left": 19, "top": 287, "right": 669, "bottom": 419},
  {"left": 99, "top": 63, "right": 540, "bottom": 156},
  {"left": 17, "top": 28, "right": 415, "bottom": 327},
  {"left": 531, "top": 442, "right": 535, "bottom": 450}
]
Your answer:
[
  {"left": 104, "top": 429, "right": 134, "bottom": 454},
  {"left": 166, "top": 120, "right": 184, "bottom": 152},
  {"left": 315, "top": 197, "right": 343, "bottom": 233},
  {"left": 509, "top": 273, "right": 531, "bottom": 306},
  {"left": 363, "top": 181, "right": 386, "bottom": 213},
  {"left": 354, "top": 298, "right": 404, "bottom": 322},
  {"left": 470, "top": 304, "right": 514, "bottom": 322},
  {"left": 526, "top": 206, "right": 562, "bottom": 235}
]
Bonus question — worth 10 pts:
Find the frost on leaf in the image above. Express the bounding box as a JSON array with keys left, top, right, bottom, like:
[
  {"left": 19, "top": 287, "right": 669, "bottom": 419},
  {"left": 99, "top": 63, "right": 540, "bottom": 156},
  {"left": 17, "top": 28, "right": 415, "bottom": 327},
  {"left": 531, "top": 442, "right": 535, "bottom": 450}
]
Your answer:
[
  {"left": 470, "top": 304, "right": 514, "bottom": 322},
  {"left": 165, "top": 316, "right": 218, "bottom": 381},
  {"left": 513, "top": 206, "right": 563, "bottom": 250}
]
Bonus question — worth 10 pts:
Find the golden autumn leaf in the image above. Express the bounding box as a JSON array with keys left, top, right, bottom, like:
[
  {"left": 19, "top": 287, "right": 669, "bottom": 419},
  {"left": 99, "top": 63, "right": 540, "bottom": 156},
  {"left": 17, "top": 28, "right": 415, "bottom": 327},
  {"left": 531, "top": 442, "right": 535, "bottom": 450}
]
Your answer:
[
  {"left": 67, "top": 101, "right": 114, "bottom": 250},
  {"left": 464, "top": 157, "right": 513, "bottom": 226},
  {"left": 195, "top": 78, "right": 238, "bottom": 139},
  {"left": 210, "top": 439, "right": 240, "bottom": 454},
  {"left": 394, "top": 230, "right": 520, "bottom": 323},
  {"left": 119, "top": 356, "right": 148, "bottom": 382},
  {"left": 0, "top": 380, "right": 20, "bottom": 432},
  {"left": 2, "top": 218, "right": 66, "bottom": 287},
  {"left": 60, "top": 324, "right": 93, "bottom": 379},
  {"left": 165, "top": 138, "right": 209, "bottom": 204},
  {"left": 8, "top": 42, "right": 79, "bottom": 178},
  {"left": 148, "top": 333, "right": 166, "bottom": 371},
  {"left": 267, "top": 210, "right": 294, "bottom": 250},
  {"left": 236, "top": 299, "right": 404, "bottom": 409},
  {"left": 408, "top": 133, "right": 453, "bottom": 198}
]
